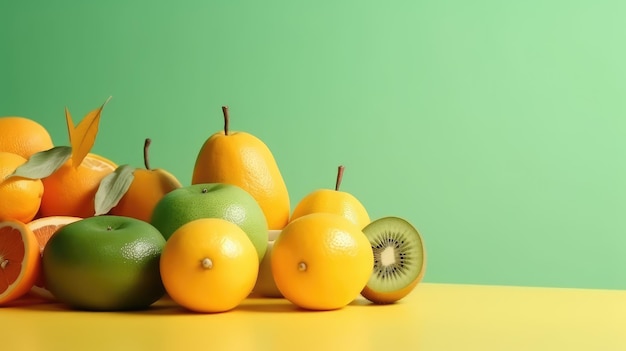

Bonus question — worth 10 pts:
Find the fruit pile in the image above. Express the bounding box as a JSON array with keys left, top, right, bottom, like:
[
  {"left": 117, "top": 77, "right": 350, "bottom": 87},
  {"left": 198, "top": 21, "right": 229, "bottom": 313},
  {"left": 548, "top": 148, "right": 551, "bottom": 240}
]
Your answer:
[{"left": 0, "top": 100, "right": 426, "bottom": 313}]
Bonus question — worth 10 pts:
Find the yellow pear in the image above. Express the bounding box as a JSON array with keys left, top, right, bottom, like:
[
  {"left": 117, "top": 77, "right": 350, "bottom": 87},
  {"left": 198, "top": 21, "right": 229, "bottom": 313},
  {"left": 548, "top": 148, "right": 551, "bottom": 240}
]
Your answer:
[
  {"left": 290, "top": 165, "right": 370, "bottom": 229},
  {"left": 191, "top": 106, "right": 290, "bottom": 230}
]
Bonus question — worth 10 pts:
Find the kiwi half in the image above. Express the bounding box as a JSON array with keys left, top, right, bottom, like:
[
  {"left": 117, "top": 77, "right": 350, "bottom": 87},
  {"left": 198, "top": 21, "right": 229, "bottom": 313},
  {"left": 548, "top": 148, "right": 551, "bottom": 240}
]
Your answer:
[{"left": 361, "top": 216, "right": 426, "bottom": 304}]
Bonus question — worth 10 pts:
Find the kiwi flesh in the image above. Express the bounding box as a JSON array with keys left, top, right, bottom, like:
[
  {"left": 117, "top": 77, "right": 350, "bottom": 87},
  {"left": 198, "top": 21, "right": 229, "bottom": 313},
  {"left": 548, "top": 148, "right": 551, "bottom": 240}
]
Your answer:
[{"left": 361, "top": 216, "right": 426, "bottom": 304}]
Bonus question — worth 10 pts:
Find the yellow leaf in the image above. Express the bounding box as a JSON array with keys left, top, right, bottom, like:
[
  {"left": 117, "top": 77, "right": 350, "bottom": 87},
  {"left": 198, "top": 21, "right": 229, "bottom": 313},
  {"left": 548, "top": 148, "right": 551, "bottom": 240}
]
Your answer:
[
  {"left": 65, "top": 106, "right": 75, "bottom": 146},
  {"left": 70, "top": 96, "right": 112, "bottom": 168}
]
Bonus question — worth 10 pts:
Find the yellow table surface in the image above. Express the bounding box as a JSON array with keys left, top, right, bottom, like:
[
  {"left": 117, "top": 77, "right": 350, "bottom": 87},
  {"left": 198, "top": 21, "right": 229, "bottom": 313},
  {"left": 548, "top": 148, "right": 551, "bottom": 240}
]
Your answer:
[{"left": 2, "top": 283, "right": 625, "bottom": 350}]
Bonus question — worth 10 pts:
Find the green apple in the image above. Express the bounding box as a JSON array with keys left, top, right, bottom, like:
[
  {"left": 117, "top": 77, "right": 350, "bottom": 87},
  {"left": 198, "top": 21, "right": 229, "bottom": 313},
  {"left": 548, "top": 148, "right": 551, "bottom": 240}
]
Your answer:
[
  {"left": 150, "top": 183, "right": 269, "bottom": 261},
  {"left": 42, "top": 215, "right": 166, "bottom": 311}
]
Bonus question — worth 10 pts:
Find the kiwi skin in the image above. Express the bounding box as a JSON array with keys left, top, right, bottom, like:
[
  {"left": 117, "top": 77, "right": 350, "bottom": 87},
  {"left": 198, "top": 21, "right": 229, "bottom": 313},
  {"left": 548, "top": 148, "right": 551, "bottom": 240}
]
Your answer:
[{"left": 360, "top": 217, "right": 426, "bottom": 304}]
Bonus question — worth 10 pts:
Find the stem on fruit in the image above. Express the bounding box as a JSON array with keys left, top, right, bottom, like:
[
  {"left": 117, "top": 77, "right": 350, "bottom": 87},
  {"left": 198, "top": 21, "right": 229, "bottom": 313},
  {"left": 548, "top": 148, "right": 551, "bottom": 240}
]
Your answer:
[
  {"left": 201, "top": 258, "right": 213, "bottom": 269},
  {"left": 143, "top": 138, "right": 152, "bottom": 170},
  {"left": 106, "top": 226, "right": 112, "bottom": 231},
  {"left": 201, "top": 188, "right": 208, "bottom": 194},
  {"left": 222, "top": 106, "right": 230, "bottom": 136},
  {"left": 335, "top": 165, "right": 345, "bottom": 191},
  {"left": 298, "top": 261, "right": 307, "bottom": 272}
]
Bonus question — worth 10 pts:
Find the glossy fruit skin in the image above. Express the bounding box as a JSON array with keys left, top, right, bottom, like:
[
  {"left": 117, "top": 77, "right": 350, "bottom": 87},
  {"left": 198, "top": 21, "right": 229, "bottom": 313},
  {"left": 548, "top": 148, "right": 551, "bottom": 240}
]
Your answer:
[
  {"left": 0, "top": 152, "right": 44, "bottom": 223},
  {"left": 110, "top": 168, "right": 182, "bottom": 222},
  {"left": 42, "top": 215, "right": 166, "bottom": 311},
  {"left": 290, "top": 188, "right": 371, "bottom": 229},
  {"left": 160, "top": 218, "right": 259, "bottom": 313},
  {"left": 271, "top": 213, "right": 374, "bottom": 310},
  {"left": 0, "top": 116, "right": 54, "bottom": 159},
  {"left": 191, "top": 130, "right": 290, "bottom": 230},
  {"left": 39, "top": 154, "right": 116, "bottom": 218},
  {"left": 151, "top": 183, "right": 268, "bottom": 261}
]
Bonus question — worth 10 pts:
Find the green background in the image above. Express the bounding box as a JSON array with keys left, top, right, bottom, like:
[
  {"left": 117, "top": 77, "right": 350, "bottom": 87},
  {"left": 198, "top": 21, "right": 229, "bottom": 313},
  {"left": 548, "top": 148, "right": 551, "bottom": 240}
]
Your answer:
[{"left": 2, "top": 1, "right": 626, "bottom": 290}]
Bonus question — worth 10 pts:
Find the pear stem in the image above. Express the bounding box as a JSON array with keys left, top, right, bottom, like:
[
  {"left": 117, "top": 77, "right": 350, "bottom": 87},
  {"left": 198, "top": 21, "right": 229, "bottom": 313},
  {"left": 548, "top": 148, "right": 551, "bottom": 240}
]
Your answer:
[
  {"left": 335, "top": 165, "right": 345, "bottom": 191},
  {"left": 222, "top": 106, "right": 230, "bottom": 136},
  {"left": 143, "top": 138, "right": 152, "bottom": 170}
]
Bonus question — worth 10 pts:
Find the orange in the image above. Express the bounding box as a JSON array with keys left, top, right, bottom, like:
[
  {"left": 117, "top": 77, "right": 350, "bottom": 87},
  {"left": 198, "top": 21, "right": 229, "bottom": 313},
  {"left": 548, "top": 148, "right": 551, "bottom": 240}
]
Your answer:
[
  {"left": 271, "top": 213, "right": 374, "bottom": 310},
  {"left": 191, "top": 106, "right": 290, "bottom": 230},
  {"left": 109, "top": 137, "right": 182, "bottom": 222},
  {"left": 26, "top": 216, "right": 82, "bottom": 299},
  {"left": 160, "top": 218, "right": 259, "bottom": 313},
  {"left": 0, "top": 117, "right": 54, "bottom": 159},
  {"left": 39, "top": 153, "right": 116, "bottom": 218},
  {"left": 110, "top": 168, "right": 181, "bottom": 222},
  {"left": 0, "top": 152, "right": 44, "bottom": 223},
  {"left": 0, "top": 219, "right": 41, "bottom": 305}
]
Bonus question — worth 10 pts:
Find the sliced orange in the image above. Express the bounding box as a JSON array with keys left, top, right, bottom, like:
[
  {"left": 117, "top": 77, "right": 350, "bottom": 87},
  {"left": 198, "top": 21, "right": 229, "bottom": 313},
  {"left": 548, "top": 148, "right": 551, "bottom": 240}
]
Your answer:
[
  {"left": 26, "top": 216, "right": 82, "bottom": 299},
  {"left": 0, "top": 220, "right": 41, "bottom": 305}
]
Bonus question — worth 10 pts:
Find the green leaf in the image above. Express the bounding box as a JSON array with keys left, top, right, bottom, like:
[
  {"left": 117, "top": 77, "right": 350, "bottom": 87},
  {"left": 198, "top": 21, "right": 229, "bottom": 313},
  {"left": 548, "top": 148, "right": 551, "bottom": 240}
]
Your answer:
[
  {"left": 94, "top": 164, "right": 135, "bottom": 216},
  {"left": 8, "top": 146, "right": 72, "bottom": 180}
]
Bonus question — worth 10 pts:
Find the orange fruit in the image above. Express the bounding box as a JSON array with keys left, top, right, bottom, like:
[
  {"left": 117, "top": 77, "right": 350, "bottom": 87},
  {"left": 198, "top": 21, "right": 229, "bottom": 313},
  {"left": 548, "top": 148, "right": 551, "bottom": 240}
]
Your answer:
[
  {"left": 0, "top": 117, "right": 54, "bottom": 159},
  {"left": 109, "top": 138, "right": 182, "bottom": 222},
  {"left": 191, "top": 106, "right": 290, "bottom": 230},
  {"left": 271, "top": 213, "right": 374, "bottom": 310},
  {"left": 39, "top": 153, "right": 116, "bottom": 218},
  {"left": 26, "top": 215, "right": 82, "bottom": 299},
  {"left": 0, "top": 219, "right": 41, "bottom": 305},
  {"left": 160, "top": 218, "right": 259, "bottom": 313},
  {"left": 290, "top": 166, "right": 370, "bottom": 229},
  {"left": 0, "top": 152, "right": 44, "bottom": 223},
  {"left": 110, "top": 167, "right": 182, "bottom": 222}
]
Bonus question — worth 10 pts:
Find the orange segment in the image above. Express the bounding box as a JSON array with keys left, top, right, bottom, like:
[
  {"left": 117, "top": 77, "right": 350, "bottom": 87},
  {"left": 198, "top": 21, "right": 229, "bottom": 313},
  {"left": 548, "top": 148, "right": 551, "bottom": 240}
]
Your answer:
[
  {"left": 0, "top": 220, "right": 41, "bottom": 305},
  {"left": 40, "top": 153, "right": 116, "bottom": 218},
  {"left": 26, "top": 216, "right": 82, "bottom": 299}
]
